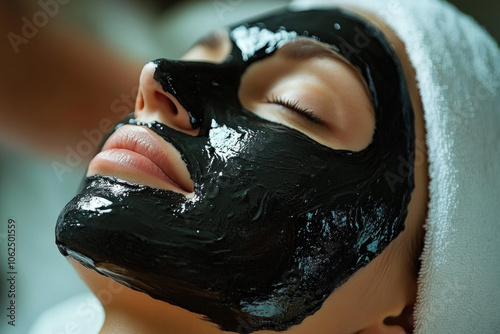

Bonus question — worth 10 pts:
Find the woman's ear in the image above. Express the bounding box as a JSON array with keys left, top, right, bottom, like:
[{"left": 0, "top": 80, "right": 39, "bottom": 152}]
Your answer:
[
  {"left": 382, "top": 304, "right": 414, "bottom": 333},
  {"left": 358, "top": 304, "right": 413, "bottom": 334}
]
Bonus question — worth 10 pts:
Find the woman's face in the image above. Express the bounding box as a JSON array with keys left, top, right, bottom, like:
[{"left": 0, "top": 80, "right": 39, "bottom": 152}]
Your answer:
[{"left": 56, "top": 8, "right": 415, "bottom": 333}]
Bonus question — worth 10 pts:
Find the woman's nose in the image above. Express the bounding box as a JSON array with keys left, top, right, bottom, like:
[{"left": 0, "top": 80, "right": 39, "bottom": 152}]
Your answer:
[{"left": 134, "top": 62, "right": 199, "bottom": 136}]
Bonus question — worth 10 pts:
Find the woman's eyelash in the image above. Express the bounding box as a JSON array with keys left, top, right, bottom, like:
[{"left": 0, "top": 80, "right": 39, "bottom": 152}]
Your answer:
[{"left": 266, "top": 96, "right": 324, "bottom": 124}]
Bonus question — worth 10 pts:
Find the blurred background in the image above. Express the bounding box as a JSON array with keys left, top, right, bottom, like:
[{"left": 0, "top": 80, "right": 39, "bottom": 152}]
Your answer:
[
  {"left": 452, "top": 0, "right": 499, "bottom": 43},
  {"left": 0, "top": 0, "right": 497, "bottom": 333}
]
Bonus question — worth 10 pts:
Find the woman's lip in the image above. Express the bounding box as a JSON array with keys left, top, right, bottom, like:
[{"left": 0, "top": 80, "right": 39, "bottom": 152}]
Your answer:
[{"left": 87, "top": 125, "right": 194, "bottom": 194}]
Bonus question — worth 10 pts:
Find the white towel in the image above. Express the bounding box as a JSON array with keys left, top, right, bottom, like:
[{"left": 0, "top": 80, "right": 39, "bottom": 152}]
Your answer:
[
  {"left": 290, "top": 0, "right": 500, "bottom": 333},
  {"left": 28, "top": 293, "right": 104, "bottom": 334}
]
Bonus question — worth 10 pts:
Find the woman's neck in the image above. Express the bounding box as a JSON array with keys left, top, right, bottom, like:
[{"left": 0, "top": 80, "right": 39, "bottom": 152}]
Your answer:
[{"left": 70, "top": 259, "right": 224, "bottom": 334}]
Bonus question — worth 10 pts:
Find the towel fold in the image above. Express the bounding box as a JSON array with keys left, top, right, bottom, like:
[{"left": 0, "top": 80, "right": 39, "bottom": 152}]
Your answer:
[{"left": 289, "top": 0, "right": 500, "bottom": 332}]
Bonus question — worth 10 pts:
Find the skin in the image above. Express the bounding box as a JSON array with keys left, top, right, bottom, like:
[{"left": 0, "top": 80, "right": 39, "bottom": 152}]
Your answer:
[{"left": 72, "top": 7, "right": 429, "bottom": 334}]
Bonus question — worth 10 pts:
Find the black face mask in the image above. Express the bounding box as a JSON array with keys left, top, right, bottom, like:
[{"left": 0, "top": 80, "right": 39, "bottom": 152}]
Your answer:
[{"left": 56, "top": 8, "right": 415, "bottom": 332}]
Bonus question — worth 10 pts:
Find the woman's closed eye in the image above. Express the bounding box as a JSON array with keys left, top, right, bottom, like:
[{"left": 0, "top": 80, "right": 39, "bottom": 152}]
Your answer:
[
  {"left": 239, "top": 38, "right": 375, "bottom": 151},
  {"left": 266, "top": 95, "right": 325, "bottom": 125}
]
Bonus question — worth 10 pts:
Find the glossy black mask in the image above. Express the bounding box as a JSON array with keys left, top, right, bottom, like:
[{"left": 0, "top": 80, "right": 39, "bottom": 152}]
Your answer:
[{"left": 56, "top": 8, "right": 415, "bottom": 332}]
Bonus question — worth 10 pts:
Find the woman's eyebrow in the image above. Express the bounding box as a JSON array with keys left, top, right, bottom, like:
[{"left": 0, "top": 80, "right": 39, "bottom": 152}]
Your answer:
[
  {"left": 279, "top": 38, "right": 372, "bottom": 102},
  {"left": 278, "top": 37, "right": 354, "bottom": 66}
]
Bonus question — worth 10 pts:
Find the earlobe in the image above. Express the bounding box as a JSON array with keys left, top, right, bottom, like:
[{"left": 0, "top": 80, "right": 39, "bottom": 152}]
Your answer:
[
  {"left": 359, "top": 303, "right": 413, "bottom": 334},
  {"left": 382, "top": 304, "right": 414, "bottom": 334},
  {"left": 358, "top": 299, "right": 414, "bottom": 334}
]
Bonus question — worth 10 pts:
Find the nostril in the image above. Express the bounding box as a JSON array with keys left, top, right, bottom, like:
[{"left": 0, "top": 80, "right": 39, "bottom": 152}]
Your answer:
[
  {"left": 137, "top": 92, "right": 144, "bottom": 111},
  {"left": 155, "top": 91, "right": 178, "bottom": 115}
]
